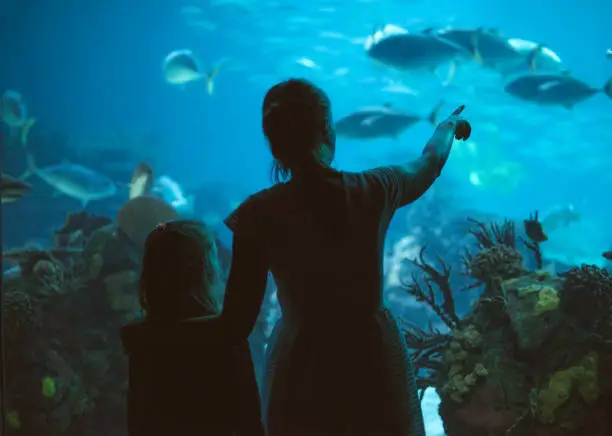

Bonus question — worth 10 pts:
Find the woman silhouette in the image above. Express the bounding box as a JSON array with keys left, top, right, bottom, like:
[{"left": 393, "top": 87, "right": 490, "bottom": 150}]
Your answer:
[{"left": 222, "top": 78, "right": 470, "bottom": 436}]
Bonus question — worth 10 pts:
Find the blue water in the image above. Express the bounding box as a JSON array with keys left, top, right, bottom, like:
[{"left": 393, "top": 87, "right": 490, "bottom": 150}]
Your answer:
[{"left": 1, "top": 0, "right": 610, "bottom": 434}]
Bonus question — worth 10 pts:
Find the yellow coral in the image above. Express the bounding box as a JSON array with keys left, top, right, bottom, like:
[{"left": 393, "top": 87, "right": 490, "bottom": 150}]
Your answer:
[
  {"left": 457, "top": 325, "right": 483, "bottom": 349},
  {"left": 534, "top": 288, "right": 560, "bottom": 315},
  {"left": 537, "top": 369, "right": 573, "bottom": 424},
  {"left": 575, "top": 352, "right": 599, "bottom": 403},
  {"left": 42, "top": 376, "right": 56, "bottom": 397},
  {"left": 473, "top": 363, "right": 488, "bottom": 377},
  {"left": 464, "top": 374, "right": 477, "bottom": 386},
  {"left": 7, "top": 410, "right": 21, "bottom": 429},
  {"left": 537, "top": 352, "right": 600, "bottom": 424}
]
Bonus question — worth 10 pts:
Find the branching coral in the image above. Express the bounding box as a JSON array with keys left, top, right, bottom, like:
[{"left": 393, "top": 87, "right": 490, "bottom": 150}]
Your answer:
[
  {"left": 402, "top": 246, "right": 460, "bottom": 329},
  {"left": 399, "top": 247, "right": 460, "bottom": 394},
  {"left": 401, "top": 321, "right": 450, "bottom": 394},
  {"left": 466, "top": 218, "right": 517, "bottom": 249},
  {"left": 559, "top": 265, "right": 612, "bottom": 331}
]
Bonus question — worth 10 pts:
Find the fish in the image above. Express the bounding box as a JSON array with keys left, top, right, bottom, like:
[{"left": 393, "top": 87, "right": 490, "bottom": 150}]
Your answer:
[
  {"left": 365, "top": 29, "right": 468, "bottom": 84},
  {"left": 602, "top": 251, "right": 612, "bottom": 261},
  {"left": 162, "top": 50, "right": 225, "bottom": 95},
  {"left": 0, "top": 173, "right": 31, "bottom": 203},
  {"left": 504, "top": 39, "right": 564, "bottom": 73},
  {"left": 435, "top": 27, "right": 526, "bottom": 68},
  {"left": 541, "top": 204, "right": 580, "bottom": 233},
  {"left": 0, "top": 90, "right": 36, "bottom": 146},
  {"left": 20, "top": 154, "right": 117, "bottom": 207},
  {"left": 153, "top": 175, "right": 194, "bottom": 215},
  {"left": 129, "top": 162, "right": 154, "bottom": 199},
  {"left": 364, "top": 24, "right": 409, "bottom": 50},
  {"left": 335, "top": 101, "right": 443, "bottom": 140},
  {"left": 607, "top": 49, "right": 612, "bottom": 60},
  {"left": 523, "top": 211, "right": 547, "bottom": 243},
  {"left": 504, "top": 73, "right": 612, "bottom": 109}
]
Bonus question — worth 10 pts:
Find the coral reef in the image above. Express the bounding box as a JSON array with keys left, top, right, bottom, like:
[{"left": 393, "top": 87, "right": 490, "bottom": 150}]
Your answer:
[
  {"left": 401, "top": 214, "right": 612, "bottom": 436},
  {"left": 1, "top": 197, "right": 257, "bottom": 436}
]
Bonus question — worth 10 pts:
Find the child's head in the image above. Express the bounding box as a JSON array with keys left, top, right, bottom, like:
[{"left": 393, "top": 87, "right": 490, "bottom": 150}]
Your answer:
[{"left": 139, "top": 219, "right": 222, "bottom": 321}]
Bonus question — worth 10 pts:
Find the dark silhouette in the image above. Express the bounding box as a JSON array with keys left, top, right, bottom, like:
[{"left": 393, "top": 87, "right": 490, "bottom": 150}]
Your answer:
[
  {"left": 120, "top": 220, "right": 264, "bottom": 436},
  {"left": 217, "top": 79, "right": 471, "bottom": 436}
]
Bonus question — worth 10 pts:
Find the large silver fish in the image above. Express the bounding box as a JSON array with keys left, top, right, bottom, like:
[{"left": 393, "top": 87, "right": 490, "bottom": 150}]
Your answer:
[
  {"left": 435, "top": 28, "right": 531, "bottom": 68},
  {"left": 162, "top": 50, "right": 225, "bottom": 95},
  {"left": 504, "top": 73, "right": 612, "bottom": 109},
  {"left": 21, "top": 154, "right": 117, "bottom": 207},
  {"left": 365, "top": 29, "right": 468, "bottom": 83},
  {"left": 335, "top": 101, "right": 443, "bottom": 140}
]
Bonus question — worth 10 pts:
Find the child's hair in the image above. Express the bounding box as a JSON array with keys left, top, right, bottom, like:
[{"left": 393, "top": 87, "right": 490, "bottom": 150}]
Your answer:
[{"left": 139, "top": 219, "right": 223, "bottom": 320}]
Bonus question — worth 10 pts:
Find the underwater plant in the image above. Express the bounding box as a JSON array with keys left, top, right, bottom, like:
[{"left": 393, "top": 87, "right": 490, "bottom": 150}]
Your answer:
[{"left": 399, "top": 213, "right": 612, "bottom": 436}]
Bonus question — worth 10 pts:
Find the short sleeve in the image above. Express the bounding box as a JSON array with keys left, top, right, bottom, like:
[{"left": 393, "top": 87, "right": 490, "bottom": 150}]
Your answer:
[
  {"left": 224, "top": 194, "right": 262, "bottom": 241},
  {"left": 367, "top": 157, "right": 438, "bottom": 211}
]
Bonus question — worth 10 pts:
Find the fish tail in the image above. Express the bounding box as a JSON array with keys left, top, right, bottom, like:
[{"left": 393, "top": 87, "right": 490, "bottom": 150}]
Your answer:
[
  {"left": 470, "top": 30, "right": 484, "bottom": 64},
  {"left": 427, "top": 100, "right": 445, "bottom": 125},
  {"left": 20, "top": 117, "right": 36, "bottom": 147},
  {"left": 604, "top": 78, "right": 612, "bottom": 99},
  {"left": 442, "top": 61, "right": 456, "bottom": 86},
  {"left": 204, "top": 60, "right": 228, "bottom": 95},
  {"left": 19, "top": 153, "right": 37, "bottom": 180},
  {"left": 526, "top": 44, "right": 544, "bottom": 72}
]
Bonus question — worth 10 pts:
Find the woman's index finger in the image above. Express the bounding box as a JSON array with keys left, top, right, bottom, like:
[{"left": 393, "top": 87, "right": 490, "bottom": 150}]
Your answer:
[{"left": 451, "top": 105, "right": 465, "bottom": 116}]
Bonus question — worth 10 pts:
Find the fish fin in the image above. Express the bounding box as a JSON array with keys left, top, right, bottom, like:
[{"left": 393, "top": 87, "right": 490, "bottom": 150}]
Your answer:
[
  {"left": 204, "top": 60, "right": 227, "bottom": 96},
  {"left": 20, "top": 118, "right": 36, "bottom": 147},
  {"left": 526, "top": 44, "right": 544, "bottom": 71},
  {"left": 603, "top": 78, "right": 612, "bottom": 99},
  {"left": 470, "top": 30, "right": 484, "bottom": 64},
  {"left": 442, "top": 61, "right": 456, "bottom": 86},
  {"left": 427, "top": 100, "right": 445, "bottom": 125},
  {"left": 361, "top": 115, "right": 383, "bottom": 126},
  {"left": 19, "top": 153, "right": 37, "bottom": 180}
]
